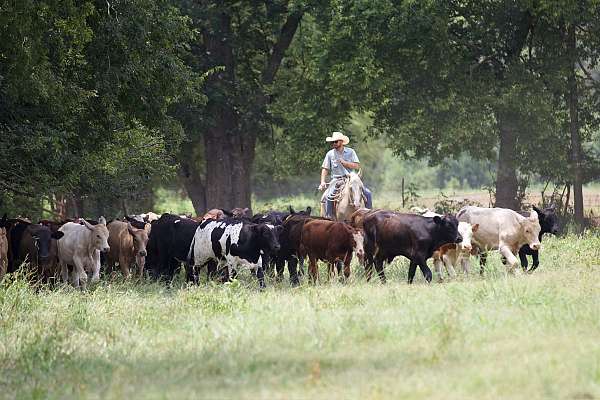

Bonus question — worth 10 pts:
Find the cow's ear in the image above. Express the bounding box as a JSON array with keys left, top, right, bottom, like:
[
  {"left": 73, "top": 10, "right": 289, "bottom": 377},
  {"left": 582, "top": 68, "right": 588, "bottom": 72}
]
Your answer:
[
  {"left": 51, "top": 231, "right": 64, "bottom": 240},
  {"left": 532, "top": 205, "right": 542, "bottom": 215},
  {"left": 98, "top": 216, "right": 107, "bottom": 225},
  {"left": 127, "top": 222, "right": 136, "bottom": 234},
  {"left": 472, "top": 223, "right": 479, "bottom": 232},
  {"left": 144, "top": 223, "right": 151, "bottom": 233},
  {"left": 433, "top": 216, "right": 442, "bottom": 224},
  {"left": 529, "top": 210, "right": 539, "bottom": 222},
  {"left": 82, "top": 219, "right": 94, "bottom": 230},
  {"left": 306, "top": 206, "right": 312, "bottom": 215},
  {"left": 289, "top": 205, "right": 295, "bottom": 214}
]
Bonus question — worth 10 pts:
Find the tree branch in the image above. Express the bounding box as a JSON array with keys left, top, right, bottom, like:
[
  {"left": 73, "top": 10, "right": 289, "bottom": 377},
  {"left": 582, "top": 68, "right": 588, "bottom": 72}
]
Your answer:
[{"left": 262, "top": 10, "right": 303, "bottom": 85}]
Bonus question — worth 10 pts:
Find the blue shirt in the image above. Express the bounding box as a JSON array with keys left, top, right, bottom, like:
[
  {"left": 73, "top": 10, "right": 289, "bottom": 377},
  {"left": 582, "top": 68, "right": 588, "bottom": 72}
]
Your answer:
[{"left": 321, "top": 147, "right": 360, "bottom": 178}]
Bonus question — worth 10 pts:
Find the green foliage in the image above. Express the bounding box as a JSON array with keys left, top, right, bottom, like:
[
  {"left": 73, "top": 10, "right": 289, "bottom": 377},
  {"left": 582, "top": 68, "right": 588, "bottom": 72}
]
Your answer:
[{"left": 0, "top": 0, "right": 199, "bottom": 217}]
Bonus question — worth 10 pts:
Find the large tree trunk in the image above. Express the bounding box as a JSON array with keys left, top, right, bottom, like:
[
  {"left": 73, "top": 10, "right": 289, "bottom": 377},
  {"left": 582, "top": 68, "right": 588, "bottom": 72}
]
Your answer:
[
  {"left": 567, "top": 23, "right": 585, "bottom": 231},
  {"left": 179, "top": 141, "right": 206, "bottom": 215},
  {"left": 203, "top": 106, "right": 256, "bottom": 211},
  {"left": 178, "top": 6, "right": 301, "bottom": 213},
  {"left": 495, "top": 111, "right": 519, "bottom": 210}
]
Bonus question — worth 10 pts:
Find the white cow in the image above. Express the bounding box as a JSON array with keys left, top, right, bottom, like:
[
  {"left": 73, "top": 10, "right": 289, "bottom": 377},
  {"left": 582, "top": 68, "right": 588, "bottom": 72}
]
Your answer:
[
  {"left": 457, "top": 206, "right": 541, "bottom": 274},
  {"left": 58, "top": 217, "right": 110, "bottom": 289},
  {"left": 415, "top": 210, "right": 478, "bottom": 280},
  {"left": 432, "top": 221, "right": 479, "bottom": 280}
]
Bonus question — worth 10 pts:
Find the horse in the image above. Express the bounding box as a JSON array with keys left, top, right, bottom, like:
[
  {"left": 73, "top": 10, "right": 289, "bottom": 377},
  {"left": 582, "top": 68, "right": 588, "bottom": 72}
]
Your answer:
[{"left": 321, "top": 172, "right": 367, "bottom": 221}]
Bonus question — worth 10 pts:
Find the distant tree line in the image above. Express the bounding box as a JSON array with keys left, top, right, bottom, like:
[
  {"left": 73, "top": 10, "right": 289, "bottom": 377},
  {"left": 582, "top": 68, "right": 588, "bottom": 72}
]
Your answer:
[{"left": 1, "top": 1, "right": 599, "bottom": 229}]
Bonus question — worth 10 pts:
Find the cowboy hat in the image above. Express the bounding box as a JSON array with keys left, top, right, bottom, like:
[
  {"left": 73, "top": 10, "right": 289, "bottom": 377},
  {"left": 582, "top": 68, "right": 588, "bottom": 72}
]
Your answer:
[{"left": 325, "top": 131, "right": 349, "bottom": 145}]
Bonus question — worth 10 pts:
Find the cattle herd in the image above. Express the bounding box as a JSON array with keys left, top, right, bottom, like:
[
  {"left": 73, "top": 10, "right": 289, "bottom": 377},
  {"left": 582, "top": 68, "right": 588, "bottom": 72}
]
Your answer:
[{"left": 0, "top": 203, "right": 560, "bottom": 289}]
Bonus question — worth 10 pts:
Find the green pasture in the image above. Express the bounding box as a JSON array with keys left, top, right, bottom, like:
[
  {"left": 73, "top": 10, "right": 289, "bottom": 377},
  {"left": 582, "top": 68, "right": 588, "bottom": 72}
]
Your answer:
[{"left": 1, "top": 232, "right": 599, "bottom": 399}]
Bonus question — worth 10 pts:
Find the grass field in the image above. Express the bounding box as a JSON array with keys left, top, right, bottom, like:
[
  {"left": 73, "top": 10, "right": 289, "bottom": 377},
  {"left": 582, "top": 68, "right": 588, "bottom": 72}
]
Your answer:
[{"left": 1, "top": 232, "right": 599, "bottom": 399}]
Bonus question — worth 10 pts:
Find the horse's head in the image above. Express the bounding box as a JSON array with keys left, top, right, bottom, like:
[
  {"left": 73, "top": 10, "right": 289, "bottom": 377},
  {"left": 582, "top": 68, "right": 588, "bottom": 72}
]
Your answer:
[{"left": 348, "top": 172, "right": 364, "bottom": 209}]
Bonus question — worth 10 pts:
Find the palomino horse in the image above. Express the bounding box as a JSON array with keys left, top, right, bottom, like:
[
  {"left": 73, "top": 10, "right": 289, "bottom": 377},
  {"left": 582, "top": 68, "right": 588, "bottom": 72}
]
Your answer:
[{"left": 321, "top": 172, "right": 367, "bottom": 221}]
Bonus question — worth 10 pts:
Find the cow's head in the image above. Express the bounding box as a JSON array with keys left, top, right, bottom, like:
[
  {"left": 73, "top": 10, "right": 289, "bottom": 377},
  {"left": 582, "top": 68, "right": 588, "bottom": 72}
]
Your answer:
[
  {"left": 128, "top": 222, "right": 150, "bottom": 268},
  {"left": 457, "top": 222, "right": 478, "bottom": 253},
  {"left": 289, "top": 206, "right": 312, "bottom": 216},
  {"left": 351, "top": 227, "right": 365, "bottom": 263},
  {"left": 83, "top": 217, "right": 110, "bottom": 253},
  {"left": 533, "top": 205, "right": 559, "bottom": 236},
  {"left": 202, "top": 209, "right": 225, "bottom": 221},
  {"left": 29, "top": 224, "right": 64, "bottom": 261},
  {"left": 232, "top": 207, "right": 250, "bottom": 219},
  {"left": 255, "top": 223, "right": 281, "bottom": 253},
  {"left": 521, "top": 211, "right": 542, "bottom": 251},
  {"left": 433, "top": 214, "right": 462, "bottom": 244}
]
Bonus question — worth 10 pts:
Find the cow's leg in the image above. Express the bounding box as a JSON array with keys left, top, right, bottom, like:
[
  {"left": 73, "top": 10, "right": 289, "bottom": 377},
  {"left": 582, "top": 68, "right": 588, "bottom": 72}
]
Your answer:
[
  {"left": 407, "top": 260, "right": 418, "bottom": 284},
  {"left": 443, "top": 253, "right": 457, "bottom": 279},
  {"left": 297, "top": 255, "right": 305, "bottom": 276},
  {"left": 186, "top": 263, "right": 199, "bottom": 284},
  {"left": 479, "top": 252, "right": 487, "bottom": 275},
  {"left": 529, "top": 250, "right": 540, "bottom": 272},
  {"left": 137, "top": 259, "right": 145, "bottom": 279},
  {"left": 498, "top": 245, "right": 519, "bottom": 274},
  {"left": 418, "top": 259, "right": 433, "bottom": 283},
  {"left": 60, "top": 262, "right": 69, "bottom": 284},
  {"left": 460, "top": 254, "right": 471, "bottom": 275},
  {"left": 255, "top": 266, "right": 266, "bottom": 289},
  {"left": 374, "top": 256, "right": 386, "bottom": 283},
  {"left": 364, "top": 253, "right": 374, "bottom": 281},
  {"left": 308, "top": 256, "right": 318, "bottom": 284},
  {"left": 518, "top": 248, "right": 529, "bottom": 271},
  {"left": 0, "top": 258, "right": 6, "bottom": 282},
  {"left": 206, "top": 260, "right": 217, "bottom": 280},
  {"left": 275, "top": 258, "right": 284, "bottom": 282},
  {"left": 119, "top": 255, "right": 130, "bottom": 279},
  {"left": 287, "top": 256, "right": 300, "bottom": 286},
  {"left": 72, "top": 257, "right": 87, "bottom": 289},
  {"left": 433, "top": 257, "right": 444, "bottom": 282},
  {"left": 90, "top": 255, "right": 101, "bottom": 284},
  {"left": 343, "top": 253, "right": 351, "bottom": 281}
]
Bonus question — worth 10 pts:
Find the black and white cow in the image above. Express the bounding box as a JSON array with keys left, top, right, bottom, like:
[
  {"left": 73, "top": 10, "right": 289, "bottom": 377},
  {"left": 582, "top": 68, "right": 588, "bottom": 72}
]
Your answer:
[{"left": 188, "top": 218, "right": 281, "bottom": 288}]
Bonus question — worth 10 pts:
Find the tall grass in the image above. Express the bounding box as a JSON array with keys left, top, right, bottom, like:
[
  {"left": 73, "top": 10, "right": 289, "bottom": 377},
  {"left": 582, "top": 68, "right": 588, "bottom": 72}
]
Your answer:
[{"left": 1, "top": 233, "right": 599, "bottom": 399}]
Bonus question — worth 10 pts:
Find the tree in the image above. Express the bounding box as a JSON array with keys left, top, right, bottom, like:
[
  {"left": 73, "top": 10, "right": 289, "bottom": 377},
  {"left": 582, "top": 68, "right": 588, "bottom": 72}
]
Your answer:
[
  {"left": 0, "top": 0, "right": 197, "bottom": 218},
  {"left": 170, "top": 1, "right": 312, "bottom": 214}
]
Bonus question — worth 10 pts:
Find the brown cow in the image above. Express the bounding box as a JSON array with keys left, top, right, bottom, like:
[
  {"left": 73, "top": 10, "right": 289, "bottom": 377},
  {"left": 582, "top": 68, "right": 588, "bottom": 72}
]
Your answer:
[
  {"left": 201, "top": 208, "right": 228, "bottom": 221},
  {"left": 107, "top": 221, "right": 150, "bottom": 278},
  {"left": 299, "top": 219, "right": 364, "bottom": 283}
]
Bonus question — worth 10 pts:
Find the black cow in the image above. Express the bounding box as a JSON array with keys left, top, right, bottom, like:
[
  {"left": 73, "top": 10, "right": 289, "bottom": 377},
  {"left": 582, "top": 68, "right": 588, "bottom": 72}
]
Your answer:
[
  {"left": 252, "top": 206, "right": 312, "bottom": 284},
  {"left": 145, "top": 213, "right": 179, "bottom": 280},
  {"left": 145, "top": 213, "right": 201, "bottom": 281},
  {"left": 8, "top": 220, "right": 64, "bottom": 281},
  {"left": 517, "top": 205, "right": 559, "bottom": 272},
  {"left": 188, "top": 218, "right": 281, "bottom": 289},
  {"left": 362, "top": 211, "right": 462, "bottom": 284}
]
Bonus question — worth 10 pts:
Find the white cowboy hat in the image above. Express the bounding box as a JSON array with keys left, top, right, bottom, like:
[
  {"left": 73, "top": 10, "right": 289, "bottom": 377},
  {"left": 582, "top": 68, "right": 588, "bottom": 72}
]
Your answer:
[{"left": 325, "top": 131, "right": 349, "bottom": 145}]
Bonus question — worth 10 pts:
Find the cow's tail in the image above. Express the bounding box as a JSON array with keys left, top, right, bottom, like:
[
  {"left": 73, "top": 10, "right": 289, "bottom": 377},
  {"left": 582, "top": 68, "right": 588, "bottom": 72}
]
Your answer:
[{"left": 187, "top": 235, "right": 196, "bottom": 267}]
